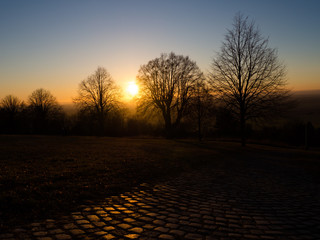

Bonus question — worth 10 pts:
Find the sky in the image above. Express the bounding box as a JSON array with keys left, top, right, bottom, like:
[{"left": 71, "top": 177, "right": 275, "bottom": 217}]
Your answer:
[{"left": 0, "top": 0, "right": 319, "bottom": 103}]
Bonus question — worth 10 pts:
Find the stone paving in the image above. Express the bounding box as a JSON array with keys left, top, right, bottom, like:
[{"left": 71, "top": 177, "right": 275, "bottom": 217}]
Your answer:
[{"left": 1, "top": 151, "right": 320, "bottom": 239}]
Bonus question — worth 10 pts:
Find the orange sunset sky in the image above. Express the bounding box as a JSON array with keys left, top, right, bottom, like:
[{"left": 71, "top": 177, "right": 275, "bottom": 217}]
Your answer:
[{"left": 1, "top": 0, "right": 319, "bottom": 103}]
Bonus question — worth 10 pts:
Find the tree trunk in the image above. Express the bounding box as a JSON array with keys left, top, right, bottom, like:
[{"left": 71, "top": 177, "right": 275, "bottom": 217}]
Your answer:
[
  {"left": 198, "top": 111, "right": 202, "bottom": 142},
  {"left": 99, "top": 111, "right": 105, "bottom": 136},
  {"left": 164, "top": 110, "right": 173, "bottom": 139},
  {"left": 305, "top": 122, "right": 309, "bottom": 150},
  {"left": 165, "top": 118, "right": 173, "bottom": 138},
  {"left": 240, "top": 110, "right": 246, "bottom": 147}
]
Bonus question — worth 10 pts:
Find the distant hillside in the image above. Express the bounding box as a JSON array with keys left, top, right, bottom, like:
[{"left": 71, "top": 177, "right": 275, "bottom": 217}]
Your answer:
[
  {"left": 293, "top": 89, "right": 320, "bottom": 96},
  {"left": 60, "top": 101, "right": 138, "bottom": 116},
  {"left": 290, "top": 90, "right": 320, "bottom": 126},
  {"left": 61, "top": 104, "right": 77, "bottom": 116},
  {"left": 59, "top": 90, "right": 320, "bottom": 127}
]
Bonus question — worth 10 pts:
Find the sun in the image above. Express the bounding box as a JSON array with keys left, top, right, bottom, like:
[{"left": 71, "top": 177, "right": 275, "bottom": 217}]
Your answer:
[{"left": 126, "top": 81, "right": 139, "bottom": 97}]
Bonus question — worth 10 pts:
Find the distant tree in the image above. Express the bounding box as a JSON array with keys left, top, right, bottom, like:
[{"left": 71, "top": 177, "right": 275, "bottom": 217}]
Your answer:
[
  {"left": 29, "top": 88, "right": 59, "bottom": 116},
  {"left": 188, "top": 80, "right": 214, "bottom": 141},
  {"left": 1, "top": 95, "right": 23, "bottom": 113},
  {"left": 28, "top": 88, "right": 62, "bottom": 133},
  {"left": 137, "top": 52, "right": 203, "bottom": 137},
  {"left": 209, "top": 13, "right": 288, "bottom": 146},
  {"left": 73, "top": 67, "right": 121, "bottom": 134},
  {"left": 0, "top": 95, "right": 24, "bottom": 133}
]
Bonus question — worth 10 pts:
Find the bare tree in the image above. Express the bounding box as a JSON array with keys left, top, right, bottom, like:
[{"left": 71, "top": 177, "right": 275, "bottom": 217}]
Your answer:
[
  {"left": 28, "top": 88, "right": 62, "bottom": 133},
  {"left": 73, "top": 67, "right": 120, "bottom": 134},
  {"left": 188, "top": 80, "right": 214, "bottom": 141},
  {"left": 29, "top": 88, "right": 59, "bottom": 114},
  {"left": 209, "top": 13, "right": 288, "bottom": 146},
  {"left": 1, "top": 95, "right": 24, "bottom": 132},
  {"left": 137, "top": 52, "right": 203, "bottom": 137},
  {"left": 1, "top": 95, "right": 23, "bottom": 114}
]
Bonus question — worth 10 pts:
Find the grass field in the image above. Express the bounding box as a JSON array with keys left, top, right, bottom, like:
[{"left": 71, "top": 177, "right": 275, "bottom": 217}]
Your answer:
[
  {"left": 0, "top": 135, "right": 319, "bottom": 231},
  {"left": 0, "top": 135, "right": 217, "bottom": 230}
]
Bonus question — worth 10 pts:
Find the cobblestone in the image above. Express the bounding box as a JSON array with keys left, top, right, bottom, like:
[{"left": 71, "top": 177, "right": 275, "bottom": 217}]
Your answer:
[{"left": 1, "top": 152, "right": 320, "bottom": 239}]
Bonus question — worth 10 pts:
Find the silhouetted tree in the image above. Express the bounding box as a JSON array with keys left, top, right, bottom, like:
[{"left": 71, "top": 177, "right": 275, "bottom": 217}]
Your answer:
[
  {"left": 1, "top": 95, "right": 24, "bottom": 133},
  {"left": 137, "top": 52, "right": 203, "bottom": 137},
  {"left": 1, "top": 95, "right": 23, "bottom": 113},
  {"left": 188, "top": 80, "right": 214, "bottom": 141},
  {"left": 28, "top": 88, "right": 62, "bottom": 133},
  {"left": 74, "top": 67, "right": 121, "bottom": 135},
  {"left": 214, "top": 106, "right": 238, "bottom": 138},
  {"left": 209, "top": 13, "right": 288, "bottom": 146}
]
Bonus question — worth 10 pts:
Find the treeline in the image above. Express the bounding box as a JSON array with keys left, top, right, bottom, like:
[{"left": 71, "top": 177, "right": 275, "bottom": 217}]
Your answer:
[
  {"left": 0, "top": 89, "right": 197, "bottom": 137},
  {"left": 0, "top": 86, "right": 319, "bottom": 147},
  {"left": 1, "top": 13, "right": 319, "bottom": 147}
]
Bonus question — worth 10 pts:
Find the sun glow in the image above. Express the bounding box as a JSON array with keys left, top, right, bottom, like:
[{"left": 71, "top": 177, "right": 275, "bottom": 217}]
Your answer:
[{"left": 126, "top": 81, "right": 139, "bottom": 98}]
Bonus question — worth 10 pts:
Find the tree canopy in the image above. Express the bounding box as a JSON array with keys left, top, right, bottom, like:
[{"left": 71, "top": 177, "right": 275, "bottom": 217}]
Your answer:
[
  {"left": 74, "top": 67, "right": 121, "bottom": 134},
  {"left": 209, "top": 13, "right": 288, "bottom": 146},
  {"left": 137, "top": 52, "right": 204, "bottom": 137}
]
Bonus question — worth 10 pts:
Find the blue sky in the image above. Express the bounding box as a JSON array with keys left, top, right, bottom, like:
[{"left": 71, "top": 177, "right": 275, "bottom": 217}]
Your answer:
[{"left": 0, "top": 0, "right": 319, "bottom": 102}]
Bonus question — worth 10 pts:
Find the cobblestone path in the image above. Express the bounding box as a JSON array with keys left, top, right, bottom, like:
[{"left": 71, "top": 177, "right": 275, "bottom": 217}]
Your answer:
[{"left": 1, "top": 149, "right": 320, "bottom": 239}]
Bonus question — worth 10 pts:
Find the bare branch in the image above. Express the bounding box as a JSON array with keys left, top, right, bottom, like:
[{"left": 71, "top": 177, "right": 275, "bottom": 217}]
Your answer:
[
  {"left": 137, "top": 52, "right": 203, "bottom": 137},
  {"left": 73, "top": 67, "right": 121, "bottom": 134},
  {"left": 209, "top": 13, "right": 289, "bottom": 146}
]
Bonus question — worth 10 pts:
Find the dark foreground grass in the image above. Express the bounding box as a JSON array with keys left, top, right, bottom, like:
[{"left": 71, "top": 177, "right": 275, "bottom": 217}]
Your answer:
[
  {"left": 0, "top": 135, "right": 217, "bottom": 230},
  {"left": 0, "top": 135, "right": 319, "bottom": 231}
]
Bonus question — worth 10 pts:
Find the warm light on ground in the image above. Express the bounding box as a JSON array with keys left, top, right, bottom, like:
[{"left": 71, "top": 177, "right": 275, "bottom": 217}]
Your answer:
[{"left": 126, "top": 81, "right": 139, "bottom": 98}]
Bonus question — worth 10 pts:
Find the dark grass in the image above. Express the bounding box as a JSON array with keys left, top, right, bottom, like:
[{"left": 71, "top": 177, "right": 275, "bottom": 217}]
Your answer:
[
  {"left": 0, "top": 135, "right": 216, "bottom": 230},
  {"left": 1, "top": 135, "right": 319, "bottom": 231}
]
